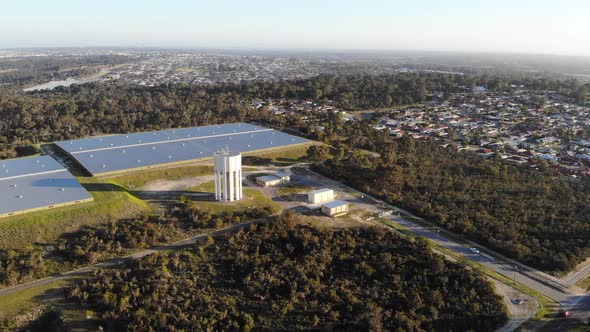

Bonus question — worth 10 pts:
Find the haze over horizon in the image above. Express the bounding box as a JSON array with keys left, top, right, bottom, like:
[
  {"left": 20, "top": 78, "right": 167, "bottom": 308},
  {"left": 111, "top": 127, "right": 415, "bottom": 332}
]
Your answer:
[{"left": 1, "top": 0, "right": 589, "bottom": 57}]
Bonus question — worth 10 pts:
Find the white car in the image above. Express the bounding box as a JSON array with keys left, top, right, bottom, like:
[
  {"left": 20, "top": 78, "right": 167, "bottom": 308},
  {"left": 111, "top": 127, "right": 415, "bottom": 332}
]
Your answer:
[{"left": 469, "top": 247, "right": 480, "bottom": 254}]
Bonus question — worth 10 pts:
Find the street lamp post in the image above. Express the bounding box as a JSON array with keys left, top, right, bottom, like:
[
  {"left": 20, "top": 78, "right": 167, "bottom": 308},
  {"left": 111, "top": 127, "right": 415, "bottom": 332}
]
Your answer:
[{"left": 513, "top": 265, "right": 518, "bottom": 285}]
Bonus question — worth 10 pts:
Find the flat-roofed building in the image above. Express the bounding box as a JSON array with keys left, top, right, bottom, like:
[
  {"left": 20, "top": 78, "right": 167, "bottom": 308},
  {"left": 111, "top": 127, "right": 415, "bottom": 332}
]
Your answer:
[
  {"left": 256, "top": 172, "right": 291, "bottom": 187},
  {"left": 321, "top": 200, "right": 349, "bottom": 216},
  {"left": 256, "top": 175, "right": 282, "bottom": 187},
  {"left": 54, "top": 123, "right": 309, "bottom": 176},
  {"left": 308, "top": 188, "right": 334, "bottom": 204},
  {"left": 0, "top": 156, "right": 93, "bottom": 218}
]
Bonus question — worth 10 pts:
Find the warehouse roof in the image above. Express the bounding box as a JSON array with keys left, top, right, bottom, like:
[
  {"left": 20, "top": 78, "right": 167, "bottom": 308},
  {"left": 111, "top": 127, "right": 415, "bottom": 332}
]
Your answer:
[
  {"left": 0, "top": 155, "right": 63, "bottom": 180},
  {"left": 0, "top": 156, "right": 93, "bottom": 217},
  {"left": 55, "top": 123, "right": 308, "bottom": 176}
]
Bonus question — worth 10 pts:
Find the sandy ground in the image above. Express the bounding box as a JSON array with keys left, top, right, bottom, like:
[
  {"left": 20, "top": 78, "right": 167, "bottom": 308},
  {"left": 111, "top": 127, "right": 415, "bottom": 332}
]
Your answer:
[
  {"left": 494, "top": 280, "right": 538, "bottom": 318},
  {"left": 494, "top": 280, "right": 539, "bottom": 332},
  {"left": 139, "top": 175, "right": 214, "bottom": 192}
]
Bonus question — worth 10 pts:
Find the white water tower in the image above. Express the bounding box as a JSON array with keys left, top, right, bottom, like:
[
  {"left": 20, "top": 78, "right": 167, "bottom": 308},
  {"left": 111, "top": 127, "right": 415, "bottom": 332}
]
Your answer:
[{"left": 214, "top": 150, "right": 243, "bottom": 201}]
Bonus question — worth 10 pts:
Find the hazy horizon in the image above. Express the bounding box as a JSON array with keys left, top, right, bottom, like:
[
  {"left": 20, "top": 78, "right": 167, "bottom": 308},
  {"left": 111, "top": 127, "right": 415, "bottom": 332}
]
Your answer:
[{"left": 2, "top": 0, "right": 590, "bottom": 57}]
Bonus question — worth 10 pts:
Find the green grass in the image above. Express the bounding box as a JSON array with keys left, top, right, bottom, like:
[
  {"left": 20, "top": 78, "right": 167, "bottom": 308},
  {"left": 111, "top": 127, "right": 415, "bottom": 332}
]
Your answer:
[
  {"left": 0, "top": 177, "right": 149, "bottom": 250},
  {"left": 187, "top": 180, "right": 215, "bottom": 193},
  {"left": 0, "top": 279, "right": 69, "bottom": 319},
  {"left": 242, "top": 144, "right": 312, "bottom": 166},
  {"left": 0, "top": 277, "right": 97, "bottom": 329},
  {"left": 576, "top": 275, "right": 590, "bottom": 291},
  {"left": 104, "top": 165, "right": 215, "bottom": 189},
  {"left": 188, "top": 189, "right": 282, "bottom": 215}
]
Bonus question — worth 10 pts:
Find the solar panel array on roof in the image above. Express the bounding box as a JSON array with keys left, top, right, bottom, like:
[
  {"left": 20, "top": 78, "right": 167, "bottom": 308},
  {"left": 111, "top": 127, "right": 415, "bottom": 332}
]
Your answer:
[
  {"left": 55, "top": 123, "right": 308, "bottom": 176},
  {"left": 0, "top": 156, "right": 93, "bottom": 218}
]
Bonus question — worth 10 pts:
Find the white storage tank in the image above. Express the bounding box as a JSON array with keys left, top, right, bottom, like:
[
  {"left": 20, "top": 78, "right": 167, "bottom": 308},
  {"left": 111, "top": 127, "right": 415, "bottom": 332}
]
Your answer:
[{"left": 214, "top": 150, "right": 243, "bottom": 201}]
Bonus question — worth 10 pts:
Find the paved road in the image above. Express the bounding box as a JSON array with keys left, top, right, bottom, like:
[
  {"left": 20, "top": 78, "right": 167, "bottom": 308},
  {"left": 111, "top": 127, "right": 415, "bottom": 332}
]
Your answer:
[
  {"left": 564, "top": 260, "right": 590, "bottom": 286},
  {"left": 300, "top": 168, "right": 590, "bottom": 325}
]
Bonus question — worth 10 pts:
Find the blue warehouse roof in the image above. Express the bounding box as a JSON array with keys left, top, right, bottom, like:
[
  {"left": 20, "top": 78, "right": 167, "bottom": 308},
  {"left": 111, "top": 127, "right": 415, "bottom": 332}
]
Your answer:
[
  {"left": 0, "top": 156, "right": 93, "bottom": 217},
  {"left": 55, "top": 123, "right": 308, "bottom": 176}
]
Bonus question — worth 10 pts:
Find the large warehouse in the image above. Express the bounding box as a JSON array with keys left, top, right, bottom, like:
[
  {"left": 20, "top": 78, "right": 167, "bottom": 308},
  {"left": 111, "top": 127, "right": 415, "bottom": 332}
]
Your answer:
[
  {"left": 55, "top": 123, "right": 309, "bottom": 176},
  {"left": 0, "top": 156, "right": 93, "bottom": 218}
]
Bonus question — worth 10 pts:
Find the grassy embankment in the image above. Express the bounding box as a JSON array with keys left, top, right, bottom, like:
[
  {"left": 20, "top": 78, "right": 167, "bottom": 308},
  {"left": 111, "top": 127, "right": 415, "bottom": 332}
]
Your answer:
[
  {"left": 0, "top": 177, "right": 149, "bottom": 251},
  {"left": 576, "top": 276, "right": 590, "bottom": 292}
]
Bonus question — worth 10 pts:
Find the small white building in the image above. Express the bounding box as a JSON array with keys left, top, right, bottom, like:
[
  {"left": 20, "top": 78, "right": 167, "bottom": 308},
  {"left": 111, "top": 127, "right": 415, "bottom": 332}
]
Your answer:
[
  {"left": 256, "top": 172, "right": 291, "bottom": 187},
  {"left": 308, "top": 188, "right": 334, "bottom": 204},
  {"left": 321, "top": 200, "right": 349, "bottom": 216},
  {"left": 256, "top": 175, "right": 282, "bottom": 187}
]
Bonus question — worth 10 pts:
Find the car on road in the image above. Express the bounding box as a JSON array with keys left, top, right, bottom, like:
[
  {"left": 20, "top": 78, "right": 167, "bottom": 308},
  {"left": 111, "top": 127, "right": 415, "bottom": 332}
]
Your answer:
[{"left": 469, "top": 247, "right": 480, "bottom": 254}]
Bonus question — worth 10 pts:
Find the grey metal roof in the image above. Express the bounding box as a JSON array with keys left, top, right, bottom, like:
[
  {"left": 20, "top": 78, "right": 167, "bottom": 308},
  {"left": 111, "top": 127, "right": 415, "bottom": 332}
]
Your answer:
[
  {"left": 256, "top": 175, "right": 281, "bottom": 182},
  {"left": 56, "top": 123, "right": 265, "bottom": 153},
  {"left": 0, "top": 155, "right": 63, "bottom": 180},
  {"left": 56, "top": 123, "right": 308, "bottom": 176},
  {"left": 322, "top": 200, "right": 349, "bottom": 209},
  {"left": 0, "top": 156, "right": 93, "bottom": 216}
]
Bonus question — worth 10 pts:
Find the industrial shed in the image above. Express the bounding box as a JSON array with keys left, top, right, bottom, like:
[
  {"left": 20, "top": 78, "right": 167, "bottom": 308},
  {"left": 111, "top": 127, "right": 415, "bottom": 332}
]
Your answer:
[
  {"left": 54, "top": 123, "right": 309, "bottom": 176},
  {"left": 256, "top": 175, "right": 283, "bottom": 187},
  {"left": 0, "top": 156, "right": 93, "bottom": 218},
  {"left": 256, "top": 172, "right": 290, "bottom": 187},
  {"left": 321, "top": 200, "right": 349, "bottom": 216},
  {"left": 308, "top": 188, "right": 334, "bottom": 204}
]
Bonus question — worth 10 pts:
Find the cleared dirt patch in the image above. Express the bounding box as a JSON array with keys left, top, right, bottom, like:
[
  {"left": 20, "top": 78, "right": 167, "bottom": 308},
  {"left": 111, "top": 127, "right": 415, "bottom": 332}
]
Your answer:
[{"left": 493, "top": 280, "right": 538, "bottom": 319}]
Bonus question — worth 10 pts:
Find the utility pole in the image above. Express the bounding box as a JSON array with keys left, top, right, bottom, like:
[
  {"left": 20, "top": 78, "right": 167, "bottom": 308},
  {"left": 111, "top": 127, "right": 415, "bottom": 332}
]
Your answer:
[{"left": 513, "top": 265, "right": 518, "bottom": 285}]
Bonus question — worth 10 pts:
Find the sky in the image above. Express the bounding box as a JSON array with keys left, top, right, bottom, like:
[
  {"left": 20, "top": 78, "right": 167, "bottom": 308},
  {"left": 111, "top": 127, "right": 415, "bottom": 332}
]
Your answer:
[{"left": 1, "top": 0, "right": 589, "bottom": 56}]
